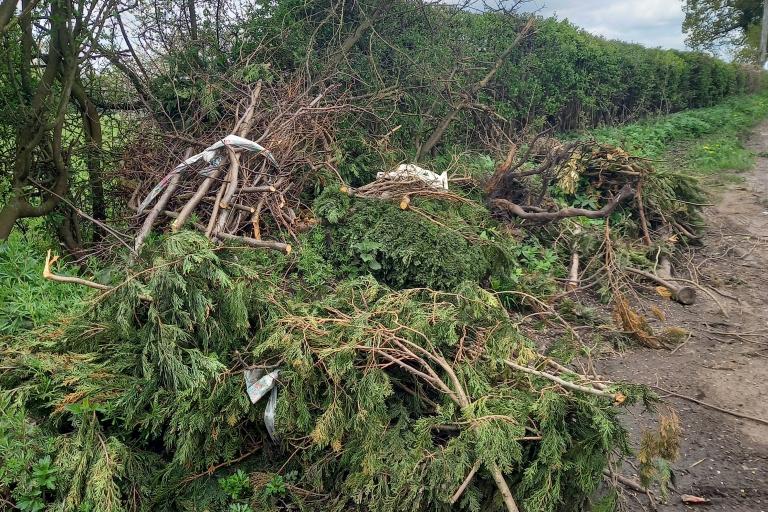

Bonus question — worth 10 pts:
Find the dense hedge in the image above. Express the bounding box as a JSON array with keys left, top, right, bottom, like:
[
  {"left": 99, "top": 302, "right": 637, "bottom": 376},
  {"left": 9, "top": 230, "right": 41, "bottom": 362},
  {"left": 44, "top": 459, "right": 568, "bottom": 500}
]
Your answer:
[
  {"left": 159, "top": 0, "right": 764, "bottom": 155},
  {"left": 501, "top": 19, "right": 761, "bottom": 129},
  {"left": 361, "top": 8, "right": 764, "bottom": 140}
]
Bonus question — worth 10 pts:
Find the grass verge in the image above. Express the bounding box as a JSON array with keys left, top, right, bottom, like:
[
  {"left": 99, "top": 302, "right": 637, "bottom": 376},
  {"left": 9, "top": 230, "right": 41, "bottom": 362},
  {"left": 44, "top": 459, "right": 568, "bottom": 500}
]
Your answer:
[{"left": 595, "top": 90, "right": 768, "bottom": 187}]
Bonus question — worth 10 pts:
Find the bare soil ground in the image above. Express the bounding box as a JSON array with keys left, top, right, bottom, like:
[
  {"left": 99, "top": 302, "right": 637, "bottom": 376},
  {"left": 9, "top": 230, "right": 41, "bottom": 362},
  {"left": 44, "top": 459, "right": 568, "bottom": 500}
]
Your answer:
[{"left": 599, "top": 122, "right": 768, "bottom": 512}]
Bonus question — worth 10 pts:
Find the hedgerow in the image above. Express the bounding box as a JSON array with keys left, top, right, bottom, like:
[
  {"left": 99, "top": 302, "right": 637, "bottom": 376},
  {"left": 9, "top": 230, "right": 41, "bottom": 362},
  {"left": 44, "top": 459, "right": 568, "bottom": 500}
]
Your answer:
[
  {"left": 141, "top": 1, "right": 763, "bottom": 172},
  {"left": 229, "top": 2, "right": 762, "bottom": 160}
]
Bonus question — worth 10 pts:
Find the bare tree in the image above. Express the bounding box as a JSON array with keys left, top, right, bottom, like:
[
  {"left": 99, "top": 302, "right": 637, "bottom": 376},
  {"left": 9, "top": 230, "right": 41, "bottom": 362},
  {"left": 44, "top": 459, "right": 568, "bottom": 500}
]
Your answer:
[{"left": 415, "top": 4, "right": 534, "bottom": 161}]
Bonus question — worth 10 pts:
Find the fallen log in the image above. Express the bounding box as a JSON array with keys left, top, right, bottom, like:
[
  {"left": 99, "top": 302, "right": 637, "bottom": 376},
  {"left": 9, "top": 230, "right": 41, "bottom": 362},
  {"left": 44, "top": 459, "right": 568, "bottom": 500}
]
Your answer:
[
  {"left": 626, "top": 259, "right": 696, "bottom": 305},
  {"left": 565, "top": 252, "right": 579, "bottom": 291}
]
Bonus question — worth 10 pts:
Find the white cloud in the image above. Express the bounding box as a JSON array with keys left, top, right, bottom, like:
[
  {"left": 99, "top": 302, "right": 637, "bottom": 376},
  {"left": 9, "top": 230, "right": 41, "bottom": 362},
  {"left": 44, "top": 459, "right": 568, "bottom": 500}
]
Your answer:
[{"left": 521, "top": 0, "right": 687, "bottom": 50}]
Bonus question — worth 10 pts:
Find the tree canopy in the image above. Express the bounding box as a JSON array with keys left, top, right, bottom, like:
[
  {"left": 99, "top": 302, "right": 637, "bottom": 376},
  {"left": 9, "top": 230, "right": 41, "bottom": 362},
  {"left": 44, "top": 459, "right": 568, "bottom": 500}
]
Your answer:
[{"left": 683, "top": 0, "right": 765, "bottom": 61}]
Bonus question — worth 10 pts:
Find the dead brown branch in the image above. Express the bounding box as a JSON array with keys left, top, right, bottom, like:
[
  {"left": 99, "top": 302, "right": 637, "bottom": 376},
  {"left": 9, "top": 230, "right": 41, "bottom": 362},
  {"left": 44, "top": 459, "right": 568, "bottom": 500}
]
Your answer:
[
  {"left": 128, "top": 76, "right": 351, "bottom": 252},
  {"left": 43, "top": 250, "right": 113, "bottom": 291},
  {"left": 504, "top": 360, "right": 622, "bottom": 401},
  {"left": 625, "top": 261, "right": 696, "bottom": 306},
  {"left": 492, "top": 184, "right": 635, "bottom": 222}
]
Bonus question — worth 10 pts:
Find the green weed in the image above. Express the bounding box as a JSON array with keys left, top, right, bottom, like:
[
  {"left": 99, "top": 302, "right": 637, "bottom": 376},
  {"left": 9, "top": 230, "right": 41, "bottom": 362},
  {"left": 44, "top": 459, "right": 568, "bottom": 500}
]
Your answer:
[
  {"left": 592, "top": 91, "right": 768, "bottom": 192},
  {"left": 0, "top": 398, "right": 58, "bottom": 511}
]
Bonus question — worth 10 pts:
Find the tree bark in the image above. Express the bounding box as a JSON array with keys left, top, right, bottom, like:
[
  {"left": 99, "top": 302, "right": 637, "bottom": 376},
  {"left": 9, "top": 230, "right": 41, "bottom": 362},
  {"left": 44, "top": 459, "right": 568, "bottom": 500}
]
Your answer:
[
  {"left": 71, "top": 80, "right": 106, "bottom": 241},
  {"left": 186, "top": 0, "right": 198, "bottom": 42},
  {"left": 0, "top": 0, "right": 15, "bottom": 33},
  {"left": 0, "top": 0, "right": 74, "bottom": 240},
  {"left": 0, "top": 200, "right": 22, "bottom": 240},
  {"left": 760, "top": 0, "right": 768, "bottom": 66}
]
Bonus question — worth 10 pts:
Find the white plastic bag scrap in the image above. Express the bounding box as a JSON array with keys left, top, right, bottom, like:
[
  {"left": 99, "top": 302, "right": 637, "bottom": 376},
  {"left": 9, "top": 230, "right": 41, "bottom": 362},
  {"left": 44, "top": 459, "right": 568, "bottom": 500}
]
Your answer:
[
  {"left": 376, "top": 163, "right": 448, "bottom": 190},
  {"left": 244, "top": 368, "right": 281, "bottom": 442},
  {"left": 183, "top": 135, "right": 278, "bottom": 170},
  {"left": 137, "top": 134, "right": 278, "bottom": 213},
  {"left": 264, "top": 386, "right": 279, "bottom": 441},
  {"left": 244, "top": 368, "right": 279, "bottom": 404}
]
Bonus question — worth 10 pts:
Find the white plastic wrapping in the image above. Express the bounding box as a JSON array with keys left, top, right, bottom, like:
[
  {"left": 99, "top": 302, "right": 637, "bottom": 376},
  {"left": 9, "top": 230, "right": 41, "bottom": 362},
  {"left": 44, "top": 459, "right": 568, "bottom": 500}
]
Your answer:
[
  {"left": 376, "top": 163, "right": 448, "bottom": 190},
  {"left": 264, "top": 385, "right": 279, "bottom": 441},
  {"left": 137, "top": 135, "right": 278, "bottom": 213},
  {"left": 244, "top": 369, "right": 279, "bottom": 404},
  {"left": 244, "top": 368, "right": 281, "bottom": 442}
]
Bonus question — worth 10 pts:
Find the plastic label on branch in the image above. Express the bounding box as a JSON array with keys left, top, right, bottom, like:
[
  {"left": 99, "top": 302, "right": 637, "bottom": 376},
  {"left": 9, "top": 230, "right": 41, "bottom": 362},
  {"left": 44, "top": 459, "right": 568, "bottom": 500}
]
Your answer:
[
  {"left": 376, "top": 164, "right": 448, "bottom": 190},
  {"left": 137, "top": 134, "right": 278, "bottom": 213},
  {"left": 244, "top": 368, "right": 281, "bottom": 441}
]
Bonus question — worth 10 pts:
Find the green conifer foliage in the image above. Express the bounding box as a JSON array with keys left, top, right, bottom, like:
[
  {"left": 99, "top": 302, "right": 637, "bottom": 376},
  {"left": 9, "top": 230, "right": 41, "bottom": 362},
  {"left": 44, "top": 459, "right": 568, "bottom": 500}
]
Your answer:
[
  {"left": 0, "top": 232, "right": 645, "bottom": 511},
  {"left": 313, "top": 191, "right": 507, "bottom": 290}
]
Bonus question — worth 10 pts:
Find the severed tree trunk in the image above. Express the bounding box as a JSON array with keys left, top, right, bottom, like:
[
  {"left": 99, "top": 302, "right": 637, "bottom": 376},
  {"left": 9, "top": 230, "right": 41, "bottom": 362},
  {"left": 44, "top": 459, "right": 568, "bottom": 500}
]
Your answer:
[{"left": 626, "top": 258, "right": 696, "bottom": 305}]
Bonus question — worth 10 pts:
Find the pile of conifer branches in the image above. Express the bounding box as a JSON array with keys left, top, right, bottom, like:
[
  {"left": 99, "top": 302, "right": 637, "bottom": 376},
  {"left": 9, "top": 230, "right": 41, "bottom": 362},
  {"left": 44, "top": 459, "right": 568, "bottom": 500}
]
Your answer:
[
  {"left": 0, "top": 232, "right": 653, "bottom": 512},
  {"left": 486, "top": 136, "right": 705, "bottom": 247}
]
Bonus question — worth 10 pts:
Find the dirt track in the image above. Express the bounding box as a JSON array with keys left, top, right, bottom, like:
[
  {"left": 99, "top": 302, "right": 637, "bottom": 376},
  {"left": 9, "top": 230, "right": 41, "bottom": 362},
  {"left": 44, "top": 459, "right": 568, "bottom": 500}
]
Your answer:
[{"left": 599, "top": 122, "right": 768, "bottom": 511}]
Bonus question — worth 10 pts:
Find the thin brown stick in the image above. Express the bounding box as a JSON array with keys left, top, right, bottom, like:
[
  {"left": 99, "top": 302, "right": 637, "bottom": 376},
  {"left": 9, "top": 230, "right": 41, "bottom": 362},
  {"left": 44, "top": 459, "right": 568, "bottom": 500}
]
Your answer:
[
  {"left": 222, "top": 202, "right": 256, "bottom": 214},
  {"left": 172, "top": 167, "right": 224, "bottom": 232},
  {"left": 603, "top": 470, "right": 648, "bottom": 494},
  {"left": 135, "top": 171, "right": 182, "bottom": 255},
  {"left": 205, "top": 177, "right": 227, "bottom": 237},
  {"left": 29, "top": 178, "right": 135, "bottom": 256},
  {"left": 450, "top": 460, "right": 482, "bottom": 505},
  {"left": 240, "top": 185, "right": 277, "bottom": 193},
  {"left": 43, "top": 250, "right": 112, "bottom": 291},
  {"left": 566, "top": 252, "right": 579, "bottom": 291},
  {"left": 636, "top": 181, "right": 652, "bottom": 245},
  {"left": 181, "top": 444, "right": 262, "bottom": 483},
  {"left": 213, "top": 146, "right": 241, "bottom": 235},
  {"left": 489, "top": 464, "right": 520, "bottom": 512},
  {"left": 215, "top": 232, "right": 292, "bottom": 254},
  {"left": 655, "top": 386, "right": 768, "bottom": 426},
  {"left": 233, "top": 82, "right": 263, "bottom": 137}
]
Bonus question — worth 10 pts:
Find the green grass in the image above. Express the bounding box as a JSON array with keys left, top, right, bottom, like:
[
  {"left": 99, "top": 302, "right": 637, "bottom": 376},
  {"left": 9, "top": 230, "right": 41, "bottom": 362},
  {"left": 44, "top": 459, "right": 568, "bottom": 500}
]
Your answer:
[
  {"left": 592, "top": 90, "right": 768, "bottom": 187},
  {"left": 672, "top": 136, "right": 755, "bottom": 187},
  {"left": 593, "top": 91, "right": 768, "bottom": 159},
  {"left": 689, "top": 137, "right": 755, "bottom": 173},
  {"left": 0, "top": 228, "right": 89, "bottom": 336}
]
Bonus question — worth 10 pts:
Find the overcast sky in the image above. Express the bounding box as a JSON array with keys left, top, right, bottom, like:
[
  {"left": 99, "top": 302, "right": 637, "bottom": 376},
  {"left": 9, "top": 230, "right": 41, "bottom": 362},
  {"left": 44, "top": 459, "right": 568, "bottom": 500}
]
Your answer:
[{"left": 521, "top": 0, "right": 688, "bottom": 50}]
